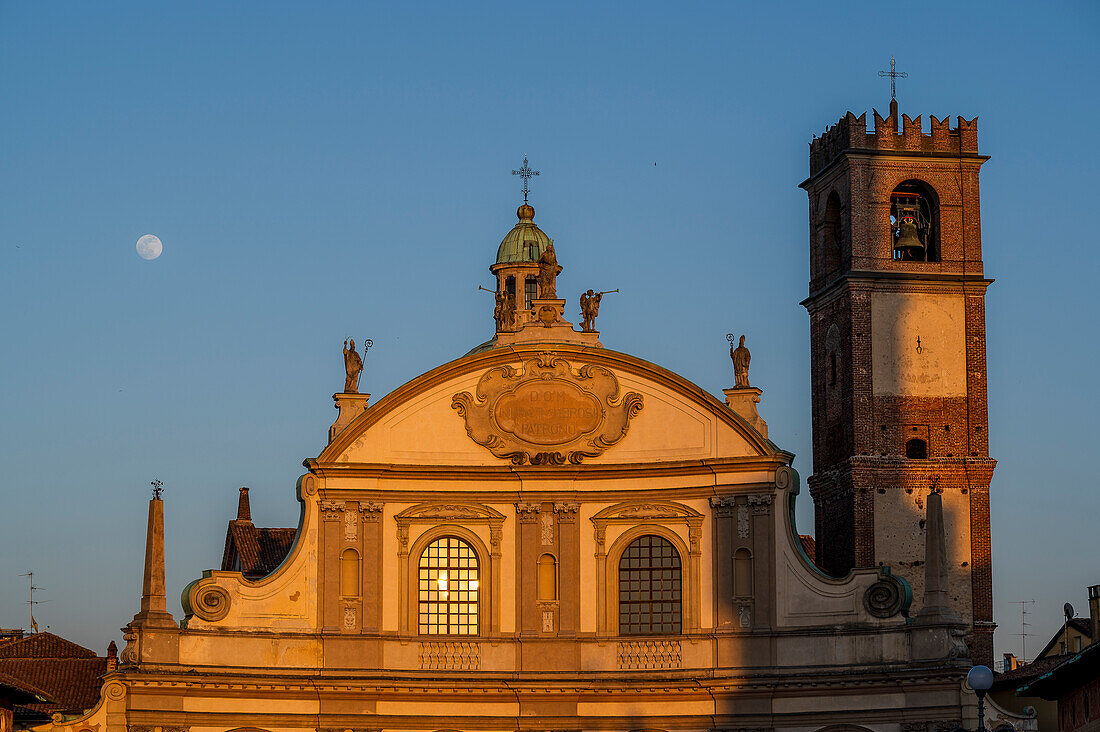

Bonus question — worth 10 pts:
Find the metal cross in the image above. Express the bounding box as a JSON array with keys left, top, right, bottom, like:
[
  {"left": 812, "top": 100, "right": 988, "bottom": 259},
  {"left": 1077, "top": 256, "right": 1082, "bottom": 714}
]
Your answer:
[
  {"left": 151, "top": 478, "right": 164, "bottom": 499},
  {"left": 511, "top": 155, "right": 540, "bottom": 204},
  {"left": 878, "top": 55, "right": 908, "bottom": 100}
]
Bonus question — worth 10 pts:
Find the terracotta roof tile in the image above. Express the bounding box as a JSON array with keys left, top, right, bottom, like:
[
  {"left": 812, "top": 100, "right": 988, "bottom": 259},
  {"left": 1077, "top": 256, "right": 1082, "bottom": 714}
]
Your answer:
[
  {"left": 991, "top": 653, "right": 1070, "bottom": 690},
  {"left": 799, "top": 534, "right": 816, "bottom": 563},
  {"left": 221, "top": 520, "right": 296, "bottom": 579},
  {"left": 0, "top": 632, "right": 96, "bottom": 659},
  {"left": 0, "top": 658, "right": 106, "bottom": 718}
]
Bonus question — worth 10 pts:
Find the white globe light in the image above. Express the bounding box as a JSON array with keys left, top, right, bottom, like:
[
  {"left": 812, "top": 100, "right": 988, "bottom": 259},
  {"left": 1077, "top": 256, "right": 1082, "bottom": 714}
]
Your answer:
[
  {"left": 967, "top": 664, "right": 994, "bottom": 692},
  {"left": 136, "top": 234, "right": 163, "bottom": 261}
]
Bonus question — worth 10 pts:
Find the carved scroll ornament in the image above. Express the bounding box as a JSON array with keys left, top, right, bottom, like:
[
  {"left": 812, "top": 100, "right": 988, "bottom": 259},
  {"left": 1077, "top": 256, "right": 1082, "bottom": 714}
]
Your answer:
[{"left": 452, "top": 353, "right": 643, "bottom": 465}]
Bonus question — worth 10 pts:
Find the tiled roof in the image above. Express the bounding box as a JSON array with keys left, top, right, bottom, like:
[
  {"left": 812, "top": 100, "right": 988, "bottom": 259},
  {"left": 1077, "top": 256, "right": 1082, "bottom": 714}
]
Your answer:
[
  {"left": 991, "top": 653, "right": 1070, "bottom": 691},
  {"left": 0, "top": 670, "right": 54, "bottom": 704},
  {"left": 0, "top": 658, "right": 106, "bottom": 717},
  {"left": 0, "top": 632, "right": 97, "bottom": 659},
  {"left": 799, "top": 534, "right": 816, "bottom": 562},
  {"left": 0, "top": 633, "right": 107, "bottom": 721},
  {"left": 221, "top": 520, "right": 296, "bottom": 579}
]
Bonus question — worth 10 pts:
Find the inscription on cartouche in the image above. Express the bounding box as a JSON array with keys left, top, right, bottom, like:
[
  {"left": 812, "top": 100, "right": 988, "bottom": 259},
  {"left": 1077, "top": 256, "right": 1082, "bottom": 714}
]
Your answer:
[{"left": 452, "top": 353, "right": 642, "bottom": 465}]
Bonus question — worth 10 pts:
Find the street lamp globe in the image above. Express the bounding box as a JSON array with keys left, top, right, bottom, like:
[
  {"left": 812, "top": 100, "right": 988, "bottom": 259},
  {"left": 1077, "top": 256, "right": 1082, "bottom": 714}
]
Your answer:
[{"left": 967, "top": 664, "right": 994, "bottom": 693}]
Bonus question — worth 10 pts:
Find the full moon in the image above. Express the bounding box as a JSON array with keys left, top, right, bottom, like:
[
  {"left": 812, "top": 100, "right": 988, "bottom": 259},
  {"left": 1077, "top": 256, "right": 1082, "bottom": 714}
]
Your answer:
[{"left": 136, "top": 234, "right": 163, "bottom": 260}]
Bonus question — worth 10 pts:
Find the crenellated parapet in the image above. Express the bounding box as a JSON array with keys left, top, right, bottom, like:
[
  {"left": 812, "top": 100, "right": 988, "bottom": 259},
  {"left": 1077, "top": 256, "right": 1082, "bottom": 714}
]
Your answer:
[{"left": 809, "top": 101, "right": 980, "bottom": 175}]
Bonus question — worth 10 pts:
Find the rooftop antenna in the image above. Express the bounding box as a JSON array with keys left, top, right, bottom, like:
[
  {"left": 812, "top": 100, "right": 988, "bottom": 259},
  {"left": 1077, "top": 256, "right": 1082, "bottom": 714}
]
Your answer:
[
  {"left": 18, "top": 571, "right": 47, "bottom": 634},
  {"left": 1010, "top": 599, "right": 1036, "bottom": 662},
  {"left": 878, "top": 55, "right": 908, "bottom": 101},
  {"left": 511, "top": 155, "right": 540, "bottom": 205}
]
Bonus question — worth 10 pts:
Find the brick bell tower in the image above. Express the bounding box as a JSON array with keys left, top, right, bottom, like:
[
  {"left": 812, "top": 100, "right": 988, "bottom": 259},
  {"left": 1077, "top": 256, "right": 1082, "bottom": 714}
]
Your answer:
[{"left": 800, "top": 97, "right": 996, "bottom": 666}]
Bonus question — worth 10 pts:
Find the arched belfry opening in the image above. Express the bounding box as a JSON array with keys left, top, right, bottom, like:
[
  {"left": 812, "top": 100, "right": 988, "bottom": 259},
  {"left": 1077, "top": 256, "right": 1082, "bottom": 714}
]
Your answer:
[{"left": 890, "top": 179, "right": 940, "bottom": 262}]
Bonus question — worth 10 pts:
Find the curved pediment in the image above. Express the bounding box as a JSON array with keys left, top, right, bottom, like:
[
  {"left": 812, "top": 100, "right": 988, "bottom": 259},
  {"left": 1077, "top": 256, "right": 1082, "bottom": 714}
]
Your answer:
[
  {"left": 317, "top": 344, "right": 784, "bottom": 468},
  {"left": 591, "top": 500, "right": 704, "bottom": 522}
]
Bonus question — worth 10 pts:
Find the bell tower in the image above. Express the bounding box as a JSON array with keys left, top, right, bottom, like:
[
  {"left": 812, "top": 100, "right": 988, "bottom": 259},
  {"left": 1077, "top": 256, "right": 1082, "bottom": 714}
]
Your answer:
[{"left": 800, "top": 98, "right": 997, "bottom": 665}]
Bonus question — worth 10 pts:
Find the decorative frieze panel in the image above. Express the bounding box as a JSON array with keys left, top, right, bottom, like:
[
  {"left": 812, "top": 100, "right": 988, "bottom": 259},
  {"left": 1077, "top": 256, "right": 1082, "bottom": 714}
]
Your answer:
[
  {"left": 540, "top": 511, "right": 554, "bottom": 545},
  {"left": 616, "top": 639, "right": 682, "bottom": 670},
  {"left": 737, "top": 505, "right": 750, "bottom": 538},
  {"left": 418, "top": 641, "right": 481, "bottom": 670},
  {"left": 344, "top": 507, "right": 358, "bottom": 541}
]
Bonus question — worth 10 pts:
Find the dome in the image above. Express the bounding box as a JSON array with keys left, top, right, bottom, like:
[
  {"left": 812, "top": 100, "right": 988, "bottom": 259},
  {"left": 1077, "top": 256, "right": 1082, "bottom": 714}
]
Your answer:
[{"left": 495, "top": 204, "right": 552, "bottom": 264}]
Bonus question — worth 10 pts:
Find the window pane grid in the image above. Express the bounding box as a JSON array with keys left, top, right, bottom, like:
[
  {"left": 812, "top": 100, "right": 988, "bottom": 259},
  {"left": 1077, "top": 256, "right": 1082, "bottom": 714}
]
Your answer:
[
  {"left": 618, "top": 535, "right": 682, "bottom": 635},
  {"left": 418, "top": 537, "right": 480, "bottom": 635}
]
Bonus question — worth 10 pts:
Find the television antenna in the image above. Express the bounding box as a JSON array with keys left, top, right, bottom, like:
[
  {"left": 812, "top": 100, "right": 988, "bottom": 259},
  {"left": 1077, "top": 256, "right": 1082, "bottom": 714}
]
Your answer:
[
  {"left": 1010, "top": 599, "right": 1036, "bottom": 662},
  {"left": 18, "top": 571, "right": 48, "bottom": 634}
]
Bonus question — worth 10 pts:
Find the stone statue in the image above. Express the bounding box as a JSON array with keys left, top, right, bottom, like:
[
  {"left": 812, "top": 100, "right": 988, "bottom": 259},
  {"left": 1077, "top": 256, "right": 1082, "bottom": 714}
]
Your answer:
[
  {"left": 580, "top": 289, "right": 603, "bottom": 332},
  {"left": 343, "top": 338, "right": 363, "bottom": 393},
  {"left": 536, "top": 242, "right": 562, "bottom": 299},
  {"left": 493, "top": 290, "right": 506, "bottom": 331},
  {"left": 731, "top": 334, "right": 751, "bottom": 388}
]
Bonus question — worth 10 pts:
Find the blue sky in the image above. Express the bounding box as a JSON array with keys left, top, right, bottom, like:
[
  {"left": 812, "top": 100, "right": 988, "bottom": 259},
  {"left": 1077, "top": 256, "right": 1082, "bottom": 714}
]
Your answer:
[{"left": 1, "top": 1, "right": 1096, "bottom": 660}]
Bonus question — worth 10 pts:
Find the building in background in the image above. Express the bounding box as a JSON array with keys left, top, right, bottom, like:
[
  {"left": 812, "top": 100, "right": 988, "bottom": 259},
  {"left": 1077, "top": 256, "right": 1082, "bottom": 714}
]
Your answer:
[{"left": 0, "top": 631, "right": 112, "bottom": 729}]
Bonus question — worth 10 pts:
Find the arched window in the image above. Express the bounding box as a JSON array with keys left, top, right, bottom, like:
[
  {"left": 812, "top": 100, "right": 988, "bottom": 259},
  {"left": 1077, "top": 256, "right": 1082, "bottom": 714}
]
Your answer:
[
  {"left": 906, "top": 438, "right": 928, "bottom": 459},
  {"left": 418, "top": 536, "right": 479, "bottom": 635},
  {"left": 340, "top": 549, "right": 359, "bottom": 597},
  {"left": 890, "top": 180, "right": 940, "bottom": 262},
  {"left": 618, "top": 535, "right": 682, "bottom": 635},
  {"left": 538, "top": 554, "right": 557, "bottom": 601},
  {"left": 733, "top": 548, "right": 753, "bottom": 598}
]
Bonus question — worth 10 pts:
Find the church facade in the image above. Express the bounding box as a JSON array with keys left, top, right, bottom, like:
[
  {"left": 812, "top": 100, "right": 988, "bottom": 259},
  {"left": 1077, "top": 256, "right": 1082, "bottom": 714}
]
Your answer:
[{"left": 32, "top": 100, "right": 1029, "bottom": 732}]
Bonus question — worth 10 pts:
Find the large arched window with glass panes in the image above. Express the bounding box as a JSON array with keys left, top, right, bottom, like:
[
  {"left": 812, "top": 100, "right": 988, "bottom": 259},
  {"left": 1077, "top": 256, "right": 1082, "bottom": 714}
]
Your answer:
[
  {"left": 618, "top": 534, "right": 682, "bottom": 635},
  {"left": 418, "top": 536, "right": 479, "bottom": 635}
]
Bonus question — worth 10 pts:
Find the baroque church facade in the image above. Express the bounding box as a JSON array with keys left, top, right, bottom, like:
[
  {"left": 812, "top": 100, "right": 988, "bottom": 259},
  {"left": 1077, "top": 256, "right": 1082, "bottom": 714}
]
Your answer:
[{"left": 33, "top": 98, "right": 1030, "bottom": 731}]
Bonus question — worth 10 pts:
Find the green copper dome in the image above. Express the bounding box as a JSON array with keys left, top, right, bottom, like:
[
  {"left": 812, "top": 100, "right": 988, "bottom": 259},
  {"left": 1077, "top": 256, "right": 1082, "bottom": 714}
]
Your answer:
[{"left": 495, "top": 204, "right": 552, "bottom": 264}]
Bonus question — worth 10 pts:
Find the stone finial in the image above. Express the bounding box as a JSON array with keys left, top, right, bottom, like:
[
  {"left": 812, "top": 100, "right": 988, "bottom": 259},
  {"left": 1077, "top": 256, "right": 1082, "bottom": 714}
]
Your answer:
[
  {"left": 236, "top": 486, "right": 252, "bottom": 522},
  {"left": 106, "top": 640, "right": 118, "bottom": 672}
]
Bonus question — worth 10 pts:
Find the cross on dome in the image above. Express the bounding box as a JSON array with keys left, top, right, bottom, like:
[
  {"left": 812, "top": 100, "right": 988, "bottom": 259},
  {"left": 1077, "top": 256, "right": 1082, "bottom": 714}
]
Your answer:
[{"left": 511, "top": 155, "right": 540, "bottom": 204}]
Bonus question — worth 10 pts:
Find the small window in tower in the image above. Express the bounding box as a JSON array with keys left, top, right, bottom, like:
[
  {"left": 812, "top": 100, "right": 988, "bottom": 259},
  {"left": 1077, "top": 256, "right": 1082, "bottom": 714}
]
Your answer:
[
  {"left": 829, "top": 352, "right": 837, "bottom": 386},
  {"left": 890, "top": 180, "right": 940, "bottom": 262},
  {"left": 905, "top": 438, "right": 928, "bottom": 460},
  {"left": 525, "top": 277, "right": 538, "bottom": 309}
]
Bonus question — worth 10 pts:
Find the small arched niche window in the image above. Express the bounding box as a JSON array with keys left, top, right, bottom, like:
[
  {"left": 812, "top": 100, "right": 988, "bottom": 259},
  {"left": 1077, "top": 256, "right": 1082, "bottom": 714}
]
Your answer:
[
  {"left": 418, "top": 536, "right": 479, "bottom": 635},
  {"left": 618, "top": 535, "right": 682, "bottom": 635},
  {"left": 905, "top": 438, "right": 928, "bottom": 459},
  {"left": 538, "top": 554, "right": 557, "bottom": 601},
  {"left": 890, "top": 180, "right": 940, "bottom": 262},
  {"left": 733, "top": 548, "right": 753, "bottom": 598},
  {"left": 340, "top": 549, "right": 360, "bottom": 597}
]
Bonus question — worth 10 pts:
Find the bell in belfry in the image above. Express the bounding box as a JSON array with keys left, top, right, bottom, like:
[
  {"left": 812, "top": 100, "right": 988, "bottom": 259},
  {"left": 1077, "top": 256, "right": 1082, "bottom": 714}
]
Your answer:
[{"left": 893, "top": 201, "right": 925, "bottom": 261}]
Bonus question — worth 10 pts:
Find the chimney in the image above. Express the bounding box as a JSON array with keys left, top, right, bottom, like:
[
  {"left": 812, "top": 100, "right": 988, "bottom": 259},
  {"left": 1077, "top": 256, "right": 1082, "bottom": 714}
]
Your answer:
[
  {"left": 1089, "top": 584, "right": 1100, "bottom": 646},
  {"left": 1003, "top": 652, "right": 1018, "bottom": 672},
  {"left": 130, "top": 496, "right": 176, "bottom": 629},
  {"left": 105, "top": 641, "right": 118, "bottom": 672},
  {"left": 236, "top": 486, "right": 252, "bottom": 522}
]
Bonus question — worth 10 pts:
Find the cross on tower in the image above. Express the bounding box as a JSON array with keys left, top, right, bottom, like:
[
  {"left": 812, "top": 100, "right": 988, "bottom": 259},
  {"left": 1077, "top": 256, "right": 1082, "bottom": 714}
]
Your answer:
[
  {"left": 511, "top": 155, "right": 540, "bottom": 204},
  {"left": 878, "top": 55, "right": 908, "bottom": 101}
]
